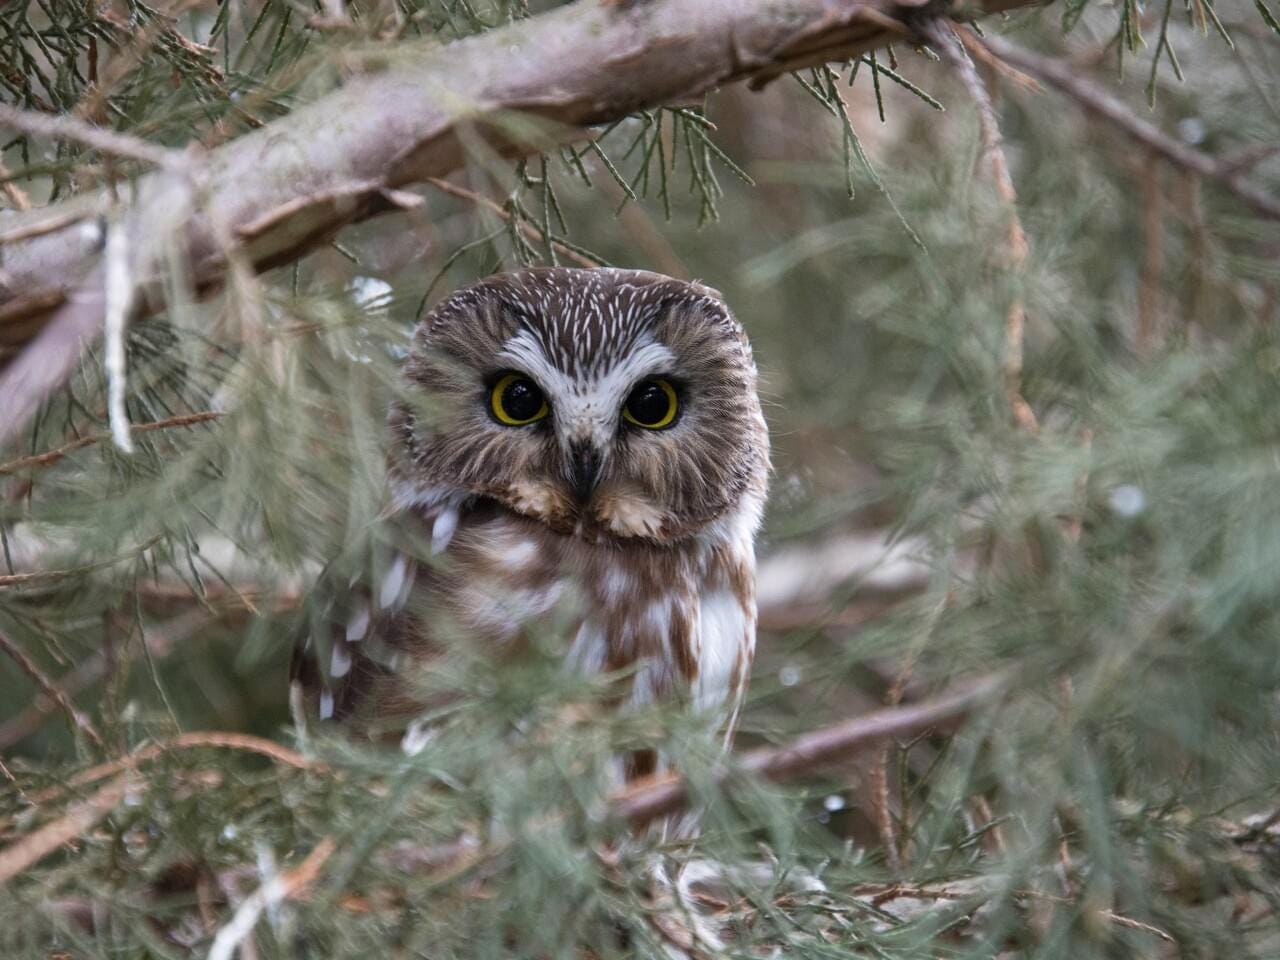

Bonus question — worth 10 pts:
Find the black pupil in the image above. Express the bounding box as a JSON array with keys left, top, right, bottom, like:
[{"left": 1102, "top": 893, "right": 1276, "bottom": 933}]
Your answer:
[
  {"left": 626, "top": 381, "right": 671, "bottom": 426},
  {"left": 502, "top": 378, "right": 543, "bottom": 421}
]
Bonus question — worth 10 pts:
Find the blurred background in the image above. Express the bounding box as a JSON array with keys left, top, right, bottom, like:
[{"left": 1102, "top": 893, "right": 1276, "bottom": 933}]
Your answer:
[{"left": 3, "top": 0, "right": 1280, "bottom": 955}]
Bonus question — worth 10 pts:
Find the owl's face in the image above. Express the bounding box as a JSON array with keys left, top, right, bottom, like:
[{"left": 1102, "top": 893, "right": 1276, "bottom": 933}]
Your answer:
[{"left": 389, "top": 268, "right": 768, "bottom": 543}]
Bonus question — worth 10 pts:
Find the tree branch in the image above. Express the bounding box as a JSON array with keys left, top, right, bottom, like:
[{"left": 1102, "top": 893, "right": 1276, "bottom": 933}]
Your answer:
[
  {"left": 0, "top": 0, "right": 1037, "bottom": 450},
  {"left": 612, "top": 673, "right": 1003, "bottom": 827},
  {"left": 979, "top": 34, "right": 1280, "bottom": 222},
  {"left": 0, "top": 411, "right": 220, "bottom": 476},
  {"left": 0, "top": 627, "right": 103, "bottom": 749}
]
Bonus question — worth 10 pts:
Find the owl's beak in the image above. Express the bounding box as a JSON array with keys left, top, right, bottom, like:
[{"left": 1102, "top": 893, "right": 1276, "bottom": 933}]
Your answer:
[{"left": 566, "top": 439, "right": 602, "bottom": 503}]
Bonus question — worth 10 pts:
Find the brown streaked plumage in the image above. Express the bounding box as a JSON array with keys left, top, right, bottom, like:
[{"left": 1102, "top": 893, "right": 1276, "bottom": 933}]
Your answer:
[{"left": 298, "top": 267, "right": 769, "bottom": 772}]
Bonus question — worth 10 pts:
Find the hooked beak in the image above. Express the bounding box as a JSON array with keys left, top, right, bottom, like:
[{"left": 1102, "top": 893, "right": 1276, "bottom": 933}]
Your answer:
[{"left": 566, "top": 440, "right": 603, "bottom": 503}]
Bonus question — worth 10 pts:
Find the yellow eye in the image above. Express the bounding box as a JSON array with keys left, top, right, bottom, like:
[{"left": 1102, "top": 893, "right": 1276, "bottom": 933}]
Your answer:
[
  {"left": 622, "top": 378, "right": 679, "bottom": 430},
  {"left": 490, "top": 373, "right": 549, "bottom": 426}
]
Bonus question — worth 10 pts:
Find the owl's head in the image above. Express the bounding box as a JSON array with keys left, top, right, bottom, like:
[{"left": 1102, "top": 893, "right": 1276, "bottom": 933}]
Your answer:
[{"left": 389, "top": 268, "right": 768, "bottom": 543}]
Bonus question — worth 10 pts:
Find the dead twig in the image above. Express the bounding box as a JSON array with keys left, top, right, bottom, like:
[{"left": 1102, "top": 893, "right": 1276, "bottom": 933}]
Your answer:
[
  {"left": 0, "top": 209, "right": 95, "bottom": 247},
  {"left": 426, "top": 177, "right": 601, "bottom": 269},
  {"left": 0, "top": 161, "right": 31, "bottom": 212},
  {"left": 0, "top": 534, "right": 162, "bottom": 589},
  {"left": 0, "top": 0, "right": 1037, "bottom": 450},
  {"left": 376, "top": 676, "right": 1004, "bottom": 881},
  {"left": 0, "top": 608, "right": 209, "bottom": 751},
  {"left": 0, "top": 411, "right": 220, "bottom": 475}
]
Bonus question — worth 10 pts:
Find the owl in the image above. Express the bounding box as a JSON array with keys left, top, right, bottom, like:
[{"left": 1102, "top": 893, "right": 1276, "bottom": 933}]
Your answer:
[{"left": 297, "top": 267, "right": 769, "bottom": 778}]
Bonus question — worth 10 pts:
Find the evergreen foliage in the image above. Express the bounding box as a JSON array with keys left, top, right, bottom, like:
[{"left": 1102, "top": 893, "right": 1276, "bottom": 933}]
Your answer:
[{"left": 3, "top": 0, "right": 1280, "bottom": 956}]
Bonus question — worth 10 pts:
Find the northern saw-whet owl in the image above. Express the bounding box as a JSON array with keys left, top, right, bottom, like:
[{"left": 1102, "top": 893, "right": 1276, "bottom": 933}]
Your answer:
[{"left": 298, "top": 268, "right": 769, "bottom": 779}]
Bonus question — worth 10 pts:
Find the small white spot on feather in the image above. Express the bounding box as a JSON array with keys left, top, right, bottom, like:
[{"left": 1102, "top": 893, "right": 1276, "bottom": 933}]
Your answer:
[
  {"left": 330, "top": 645, "right": 352, "bottom": 678},
  {"left": 346, "top": 604, "right": 370, "bottom": 642},
  {"left": 379, "top": 554, "right": 410, "bottom": 610},
  {"left": 431, "top": 508, "right": 459, "bottom": 554}
]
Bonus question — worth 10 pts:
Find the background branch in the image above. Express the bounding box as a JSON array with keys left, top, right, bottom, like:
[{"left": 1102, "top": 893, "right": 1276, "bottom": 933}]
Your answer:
[
  {"left": 613, "top": 674, "right": 1003, "bottom": 827},
  {"left": 980, "top": 33, "right": 1280, "bottom": 222}
]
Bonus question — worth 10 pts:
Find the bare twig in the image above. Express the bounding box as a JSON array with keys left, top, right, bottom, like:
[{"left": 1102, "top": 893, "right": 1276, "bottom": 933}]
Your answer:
[
  {"left": 0, "top": 411, "right": 220, "bottom": 475},
  {"left": 853, "top": 881, "right": 1174, "bottom": 942},
  {"left": 980, "top": 34, "right": 1280, "bottom": 222},
  {"left": 426, "top": 177, "right": 601, "bottom": 269},
  {"left": 869, "top": 748, "right": 901, "bottom": 872},
  {"left": 376, "top": 676, "right": 1003, "bottom": 882},
  {"left": 0, "top": 535, "right": 161, "bottom": 588},
  {"left": 0, "top": 162, "right": 31, "bottom": 212},
  {"left": 0, "top": 209, "right": 94, "bottom": 246},
  {"left": 1097, "top": 908, "right": 1175, "bottom": 943},
  {"left": 0, "top": 608, "right": 209, "bottom": 750},
  {"left": 0, "top": 628, "right": 103, "bottom": 748}
]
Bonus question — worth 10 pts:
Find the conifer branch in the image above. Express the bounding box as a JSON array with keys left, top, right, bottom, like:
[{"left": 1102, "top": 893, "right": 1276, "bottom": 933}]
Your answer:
[
  {"left": 0, "top": 627, "right": 103, "bottom": 749},
  {"left": 979, "top": 34, "right": 1280, "bottom": 222},
  {"left": 0, "top": 775, "right": 133, "bottom": 886},
  {"left": 0, "top": 411, "right": 220, "bottom": 476},
  {"left": 0, "top": 0, "right": 1037, "bottom": 450}
]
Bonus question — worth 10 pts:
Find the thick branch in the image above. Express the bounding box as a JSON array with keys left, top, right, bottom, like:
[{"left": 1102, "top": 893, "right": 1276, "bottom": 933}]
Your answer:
[{"left": 0, "top": 0, "right": 1035, "bottom": 449}]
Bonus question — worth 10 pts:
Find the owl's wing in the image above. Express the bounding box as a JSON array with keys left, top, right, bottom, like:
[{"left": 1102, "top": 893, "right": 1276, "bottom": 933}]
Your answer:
[{"left": 288, "top": 496, "right": 463, "bottom": 727}]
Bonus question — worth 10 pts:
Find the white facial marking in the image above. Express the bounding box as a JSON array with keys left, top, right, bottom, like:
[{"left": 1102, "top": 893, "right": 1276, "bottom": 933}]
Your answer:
[{"left": 497, "top": 329, "right": 676, "bottom": 449}]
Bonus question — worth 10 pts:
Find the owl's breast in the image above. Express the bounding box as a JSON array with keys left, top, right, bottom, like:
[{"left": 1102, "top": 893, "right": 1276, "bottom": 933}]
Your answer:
[{"left": 432, "top": 503, "right": 757, "bottom": 720}]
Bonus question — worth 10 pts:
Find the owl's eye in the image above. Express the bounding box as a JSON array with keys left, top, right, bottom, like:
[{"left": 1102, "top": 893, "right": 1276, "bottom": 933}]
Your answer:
[
  {"left": 490, "top": 372, "right": 549, "bottom": 426},
  {"left": 622, "top": 378, "right": 679, "bottom": 430}
]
